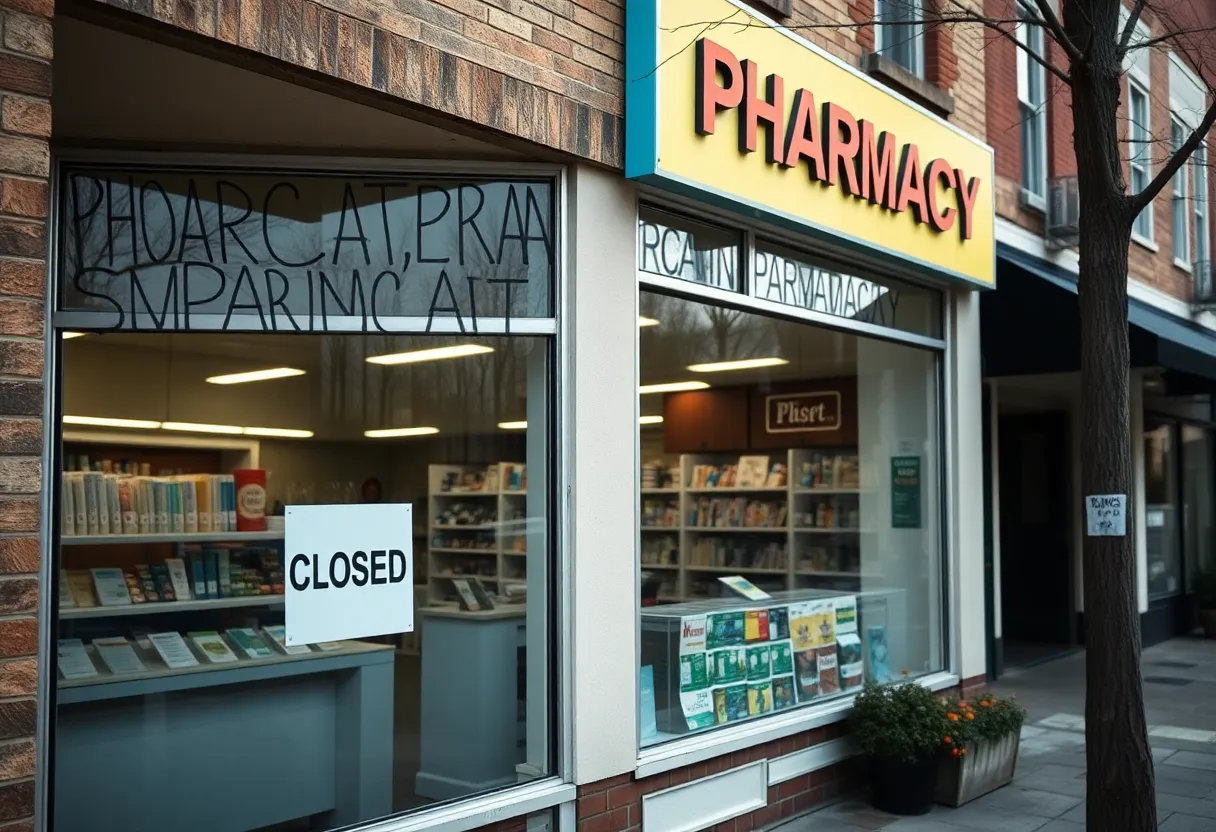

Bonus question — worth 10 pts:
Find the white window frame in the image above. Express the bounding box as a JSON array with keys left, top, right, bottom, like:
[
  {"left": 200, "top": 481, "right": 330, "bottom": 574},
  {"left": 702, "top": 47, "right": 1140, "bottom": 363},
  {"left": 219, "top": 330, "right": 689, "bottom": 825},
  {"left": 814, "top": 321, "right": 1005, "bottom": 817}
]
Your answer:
[
  {"left": 1124, "top": 14, "right": 1154, "bottom": 245},
  {"left": 876, "top": 0, "right": 925, "bottom": 79},
  {"left": 1129, "top": 80, "right": 1154, "bottom": 244},
  {"left": 1195, "top": 144, "right": 1210, "bottom": 281},
  {"left": 1171, "top": 116, "right": 1191, "bottom": 269},
  {"left": 1016, "top": 6, "right": 1048, "bottom": 209}
]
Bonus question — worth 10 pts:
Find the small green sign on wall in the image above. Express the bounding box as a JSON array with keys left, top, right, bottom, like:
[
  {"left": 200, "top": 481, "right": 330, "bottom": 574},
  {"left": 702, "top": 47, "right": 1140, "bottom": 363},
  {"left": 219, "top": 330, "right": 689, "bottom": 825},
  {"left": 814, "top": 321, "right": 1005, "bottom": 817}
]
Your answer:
[{"left": 891, "top": 455, "right": 922, "bottom": 529}]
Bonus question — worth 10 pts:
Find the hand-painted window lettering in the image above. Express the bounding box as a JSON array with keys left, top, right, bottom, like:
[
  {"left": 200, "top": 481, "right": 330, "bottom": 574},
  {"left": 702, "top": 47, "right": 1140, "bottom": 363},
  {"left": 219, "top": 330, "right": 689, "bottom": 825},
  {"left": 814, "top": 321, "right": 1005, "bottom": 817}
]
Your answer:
[
  {"left": 58, "top": 169, "right": 556, "bottom": 332},
  {"left": 637, "top": 208, "right": 741, "bottom": 291}
]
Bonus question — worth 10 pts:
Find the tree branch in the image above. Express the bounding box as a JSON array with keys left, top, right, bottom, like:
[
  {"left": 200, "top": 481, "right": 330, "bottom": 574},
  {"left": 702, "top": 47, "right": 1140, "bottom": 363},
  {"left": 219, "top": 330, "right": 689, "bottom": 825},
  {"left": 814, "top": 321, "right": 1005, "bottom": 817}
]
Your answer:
[
  {"left": 1118, "top": 0, "right": 1147, "bottom": 56},
  {"left": 1128, "top": 98, "right": 1216, "bottom": 216},
  {"left": 1018, "top": 0, "right": 1083, "bottom": 64}
]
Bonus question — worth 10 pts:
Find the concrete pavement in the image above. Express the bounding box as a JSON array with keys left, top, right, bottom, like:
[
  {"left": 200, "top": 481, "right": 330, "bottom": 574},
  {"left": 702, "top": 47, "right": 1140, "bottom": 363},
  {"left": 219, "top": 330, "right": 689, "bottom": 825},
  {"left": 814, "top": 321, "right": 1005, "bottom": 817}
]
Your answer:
[{"left": 771, "top": 636, "right": 1216, "bottom": 831}]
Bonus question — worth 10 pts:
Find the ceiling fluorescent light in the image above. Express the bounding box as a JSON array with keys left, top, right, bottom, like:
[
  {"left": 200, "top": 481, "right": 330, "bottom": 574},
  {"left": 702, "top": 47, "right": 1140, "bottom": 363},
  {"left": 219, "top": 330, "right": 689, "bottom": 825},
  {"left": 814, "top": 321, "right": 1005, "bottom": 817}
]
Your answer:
[
  {"left": 366, "top": 345, "right": 494, "bottom": 366},
  {"left": 639, "top": 415, "right": 665, "bottom": 425},
  {"left": 64, "top": 415, "right": 162, "bottom": 430},
  {"left": 206, "top": 367, "right": 306, "bottom": 385},
  {"left": 638, "top": 317, "right": 660, "bottom": 327},
  {"left": 364, "top": 427, "right": 441, "bottom": 438},
  {"left": 162, "top": 422, "right": 245, "bottom": 435},
  {"left": 639, "top": 381, "right": 710, "bottom": 395},
  {"left": 497, "top": 421, "right": 528, "bottom": 430},
  {"left": 243, "top": 427, "right": 314, "bottom": 438},
  {"left": 61, "top": 332, "right": 87, "bottom": 340},
  {"left": 687, "top": 357, "right": 790, "bottom": 373}
]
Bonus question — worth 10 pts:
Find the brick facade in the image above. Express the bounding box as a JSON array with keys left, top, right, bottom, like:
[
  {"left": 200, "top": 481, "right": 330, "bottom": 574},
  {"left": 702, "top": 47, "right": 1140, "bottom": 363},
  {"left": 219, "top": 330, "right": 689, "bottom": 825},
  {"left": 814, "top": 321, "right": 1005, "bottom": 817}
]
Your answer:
[{"left": 0, "top": 0, "right": 48, "bottom": 824}]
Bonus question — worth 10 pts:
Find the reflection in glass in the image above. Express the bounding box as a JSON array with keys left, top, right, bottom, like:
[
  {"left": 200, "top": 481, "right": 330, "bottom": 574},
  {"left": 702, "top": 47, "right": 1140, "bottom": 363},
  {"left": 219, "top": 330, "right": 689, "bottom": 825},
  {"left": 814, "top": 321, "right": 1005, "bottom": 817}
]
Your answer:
[
  {"left": 59, "top": 168, "right": 555, "bottom": 329},
  {"left": 54, "top": 332, "right": 551, "bottom": 831},
  {"left": 1145, "top": 420, "right": 1181, "bottom": 598},
  {"left": 637, "top": 292, "right": 943, "bottom": 746}
]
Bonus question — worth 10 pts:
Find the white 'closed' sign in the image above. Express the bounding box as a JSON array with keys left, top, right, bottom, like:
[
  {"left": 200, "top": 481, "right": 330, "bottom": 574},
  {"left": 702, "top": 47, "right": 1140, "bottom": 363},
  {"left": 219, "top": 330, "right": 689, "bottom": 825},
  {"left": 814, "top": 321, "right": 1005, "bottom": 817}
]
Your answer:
[{"left": 285, "top": 503, "right": 414, "bottom": 646}]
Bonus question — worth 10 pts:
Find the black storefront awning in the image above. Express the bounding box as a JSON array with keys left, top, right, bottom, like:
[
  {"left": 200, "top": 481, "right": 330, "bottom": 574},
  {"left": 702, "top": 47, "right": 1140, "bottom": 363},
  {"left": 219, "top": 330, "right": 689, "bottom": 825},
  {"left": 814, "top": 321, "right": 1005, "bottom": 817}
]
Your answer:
[{"left": 983, "top": 243, "right": 1216, "bottom": 388}]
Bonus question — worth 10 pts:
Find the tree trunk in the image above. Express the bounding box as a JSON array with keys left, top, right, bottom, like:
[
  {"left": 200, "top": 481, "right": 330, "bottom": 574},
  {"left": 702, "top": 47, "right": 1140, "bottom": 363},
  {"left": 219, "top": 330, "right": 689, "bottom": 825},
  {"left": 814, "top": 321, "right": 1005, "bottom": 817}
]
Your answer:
[{"left": 1068, "top": 1, "right": 1157, "bottom": 827}]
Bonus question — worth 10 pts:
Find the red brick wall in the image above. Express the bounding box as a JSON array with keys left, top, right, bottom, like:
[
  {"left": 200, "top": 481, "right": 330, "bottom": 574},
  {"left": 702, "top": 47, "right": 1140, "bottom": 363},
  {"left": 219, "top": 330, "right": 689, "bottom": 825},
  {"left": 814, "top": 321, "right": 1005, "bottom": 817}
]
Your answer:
[
  {"left": 0, "top": 0, "right": 49, "bottom": 825},
  {"left": 576, "top": 723, "right": 863, "bottom": 832}
]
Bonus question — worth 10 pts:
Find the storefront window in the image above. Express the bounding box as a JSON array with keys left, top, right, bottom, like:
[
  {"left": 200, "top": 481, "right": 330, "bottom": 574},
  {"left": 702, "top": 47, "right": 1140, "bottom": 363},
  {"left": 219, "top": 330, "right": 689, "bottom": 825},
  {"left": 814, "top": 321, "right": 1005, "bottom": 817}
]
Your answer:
[
  {"left": 637, "top": 289, "right": 944, "bottom": 747},
  {"left": 1182, "top": 424, "right": 1215, "bottom": 585},
  {"left": 1145, "top": 420, "right": 1182, "bottom": 598},
  {"left": 52, "top": 163, "right": 557, "bottom": 832}
]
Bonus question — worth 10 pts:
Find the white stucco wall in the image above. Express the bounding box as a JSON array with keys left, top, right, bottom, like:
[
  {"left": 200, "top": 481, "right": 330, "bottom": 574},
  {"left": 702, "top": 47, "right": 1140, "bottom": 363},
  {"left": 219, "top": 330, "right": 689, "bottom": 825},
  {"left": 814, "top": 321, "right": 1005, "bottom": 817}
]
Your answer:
[{"left": 567, "top": 165, "right": 639, "bottom": 784}]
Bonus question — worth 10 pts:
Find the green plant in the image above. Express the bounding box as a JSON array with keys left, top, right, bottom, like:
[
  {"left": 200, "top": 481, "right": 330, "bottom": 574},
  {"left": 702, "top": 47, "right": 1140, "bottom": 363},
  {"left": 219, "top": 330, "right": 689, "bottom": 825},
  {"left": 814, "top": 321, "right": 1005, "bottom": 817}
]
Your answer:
[
  {"left": 940, "top": 693, "right": 1026, "bottom": 756},
  {"left": 850, "top": 681, "right": 950, "bottom": 763},
  {"left": 1194, "top": 567, "right": 1216, "bottom": 611}
]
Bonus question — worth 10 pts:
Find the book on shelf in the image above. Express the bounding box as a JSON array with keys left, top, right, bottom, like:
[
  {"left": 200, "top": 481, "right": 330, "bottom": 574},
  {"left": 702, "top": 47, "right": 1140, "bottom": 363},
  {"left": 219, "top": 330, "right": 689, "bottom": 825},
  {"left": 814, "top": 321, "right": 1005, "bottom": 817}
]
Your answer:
[
  {"left": 736, "top": 456, "right": 770, "bottom": 488},
  {"left": 92, "top": 636, "right": 147, "bottom": 675},
  {"left": 687, "top": 497, "right": 786, "bottom": 529},
  {"left": 90, "top": 568, "right": 132, "bottom": 607},
  {"left": 58, "top": 569, "right": 76, "bottom": 609},
  {"left": 164, "top": 558, "right": 193, "bottom": 601},
  {"left": 227, "top": 628, "right": 274, "bottom": 659},
  {"left": 61, "top": 472, "right": 243, "bottom": 538},
  {"left": 262, "top": 624, "right": 313, "bottom": 655},
  {"left": 65, "top": 571, "right": 97, "bottom": 608},
  {"left": 148, "top": 632, "right": 199, "bottom": 669},
  {"left": 188, "top": 630, "right": 238, "bottom": 664},
  {"left": 57, "top": 639, "right": 98, "bottom": 680}
]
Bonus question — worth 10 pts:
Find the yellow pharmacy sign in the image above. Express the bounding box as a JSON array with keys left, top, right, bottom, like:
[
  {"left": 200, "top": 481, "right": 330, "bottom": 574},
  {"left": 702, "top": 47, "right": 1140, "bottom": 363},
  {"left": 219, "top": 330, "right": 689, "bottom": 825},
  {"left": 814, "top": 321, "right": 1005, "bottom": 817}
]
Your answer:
[{"left": 625, "top": 0, "right": 996, "bottom": 289}]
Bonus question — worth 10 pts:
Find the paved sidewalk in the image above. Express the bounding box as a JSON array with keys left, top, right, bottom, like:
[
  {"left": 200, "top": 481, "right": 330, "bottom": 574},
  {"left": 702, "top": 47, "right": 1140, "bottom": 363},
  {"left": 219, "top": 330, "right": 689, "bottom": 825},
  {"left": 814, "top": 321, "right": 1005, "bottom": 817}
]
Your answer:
[{"left": 774, "top": 636, "right": 1216, "bottom": 831}]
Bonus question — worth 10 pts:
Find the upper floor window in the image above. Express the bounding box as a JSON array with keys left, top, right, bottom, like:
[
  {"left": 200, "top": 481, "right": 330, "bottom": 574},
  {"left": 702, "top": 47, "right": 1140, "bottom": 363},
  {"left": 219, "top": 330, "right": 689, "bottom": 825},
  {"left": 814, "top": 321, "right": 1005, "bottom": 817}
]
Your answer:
[
  {"left": 1129, "top": 80, "right": 1153, "bottom": 241},
  {"left": 876, "top": 0, "right": 924, "bottom": 78},
  {"left": 1172, "top": 117, "right": 1191, "bottom": 267},
  {"left": 1016, "top": 7, "right": 1048, "bottom": 208},
  {"left": 1196, "top": 144, "right": 1211, "bottom": 277}
]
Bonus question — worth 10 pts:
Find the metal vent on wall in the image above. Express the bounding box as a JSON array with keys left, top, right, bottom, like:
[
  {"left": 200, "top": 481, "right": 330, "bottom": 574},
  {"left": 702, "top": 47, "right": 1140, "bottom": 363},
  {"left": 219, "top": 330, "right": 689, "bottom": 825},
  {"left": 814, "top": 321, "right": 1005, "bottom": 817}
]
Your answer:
[{"left": 1047, "top": 175, "right": 1080, "bottom": 249}]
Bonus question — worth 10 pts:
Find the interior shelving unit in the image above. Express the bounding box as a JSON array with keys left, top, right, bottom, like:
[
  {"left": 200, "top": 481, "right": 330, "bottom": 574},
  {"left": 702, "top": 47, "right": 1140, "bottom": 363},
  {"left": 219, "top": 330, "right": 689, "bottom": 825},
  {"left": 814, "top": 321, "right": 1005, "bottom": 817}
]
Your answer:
[
  {"left": 427, "top": 462, "right": 527, "bottom": 604},
  {"left": 641, "top": 449, "right": 882, "bottom": 601}
]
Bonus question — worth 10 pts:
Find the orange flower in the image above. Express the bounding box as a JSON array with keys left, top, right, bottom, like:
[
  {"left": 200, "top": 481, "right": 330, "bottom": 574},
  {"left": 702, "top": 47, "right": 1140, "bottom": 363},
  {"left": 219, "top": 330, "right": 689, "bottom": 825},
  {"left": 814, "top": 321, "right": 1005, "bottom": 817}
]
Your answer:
[
  {"left": 966, "top": 713, "right": 975, "bottom": 721},
  {"left": 944, "top": 736, "right": 953, "bottom": 744},
  {"left": 947, "top": 713, "right": 960, "bottom": 721}
]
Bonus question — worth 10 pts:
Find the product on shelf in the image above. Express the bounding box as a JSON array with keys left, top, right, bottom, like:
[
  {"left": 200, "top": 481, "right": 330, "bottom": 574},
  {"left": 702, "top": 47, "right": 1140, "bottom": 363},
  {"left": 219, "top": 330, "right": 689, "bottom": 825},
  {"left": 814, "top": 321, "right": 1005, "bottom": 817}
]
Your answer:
[
  {"left": 227, "top": 628, "right": 274, "bottom": 659},
  {"left": 62, "top": 470, "right": 241, "bottom": 537},
  {"left": 641, "top": 499, "right": 679, "bottom": 528},
  {"left": 64, "top": 571, "right": 97, "bottom": 608},
  {"left": 188, "top": 631, "right": 239, "bottom": 664},
  {"left": 93, "top": 637, "right": 147, "bottom": 675},
  {"left": 687, "top": 497, "right": 786, "bottom": 529},
  {"left": 148, "top": 632, "right": 199, "bottom": 669},
  {"left": 262, "top": 624, "right": 313, "bottom": 655},
  {"left": 434, "top": 503, "right": 497, "bottom": 527},
  {"left": 641, "top": 534, "right": 679, "bottom": 566},
  {"left": 641, "top": 460, "right": 676, "bottom": 489},
  {"left": 687, "top": 538, "right": 787, "bottom": 571},
  {"left": 56, "top": 639, "right": 99, "bottom": 680},
  {"left": 91, "top": 568, "right": 132, "bottom": 607},
  {"left": 796, "top": 453, "right": 860, "bottom": 489}
]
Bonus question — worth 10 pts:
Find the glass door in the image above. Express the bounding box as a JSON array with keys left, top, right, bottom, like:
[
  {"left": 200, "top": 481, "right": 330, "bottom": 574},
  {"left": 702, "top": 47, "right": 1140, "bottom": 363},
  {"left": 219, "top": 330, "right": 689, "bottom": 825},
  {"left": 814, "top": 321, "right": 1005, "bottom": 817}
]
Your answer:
[{"left": 1145, "top": 419, "right": 1182, "bottom": 599}]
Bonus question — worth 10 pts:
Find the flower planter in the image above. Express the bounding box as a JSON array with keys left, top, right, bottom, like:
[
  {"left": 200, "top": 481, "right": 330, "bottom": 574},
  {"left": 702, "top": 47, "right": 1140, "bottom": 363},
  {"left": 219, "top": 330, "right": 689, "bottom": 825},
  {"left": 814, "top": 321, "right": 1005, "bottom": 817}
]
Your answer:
[
  {"left": 869, "top": 754, "right": 938, "bottom": 816},
  {"left": 934, "top": 731, "right": 1020, "bottom": 807}
]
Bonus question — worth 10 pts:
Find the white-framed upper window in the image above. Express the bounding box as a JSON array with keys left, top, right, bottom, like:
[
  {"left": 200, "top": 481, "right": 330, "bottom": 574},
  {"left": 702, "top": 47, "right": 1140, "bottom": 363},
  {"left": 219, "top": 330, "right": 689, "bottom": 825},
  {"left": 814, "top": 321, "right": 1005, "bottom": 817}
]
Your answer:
[
  {"left": 1172, "top": 117, "right": 1191, "bottom": 266},
  {"left": 1169, "top": 52, "right": 1208, "bottom": 272},
  {"left": 876, "top": 0, "right": 924, "bottom": 78},
  {"left": 1129, "top": 80, "right": 1153, "bottom": 241},
  {"left": 1125, "top": 13, "right": 1154, "bottom": 242},
  {"left": 1016, "top": 6, "right": 1048, "bottom": 208},
  {"left": 1195, "top": 144, "right": 1210, "bottom": 275}
]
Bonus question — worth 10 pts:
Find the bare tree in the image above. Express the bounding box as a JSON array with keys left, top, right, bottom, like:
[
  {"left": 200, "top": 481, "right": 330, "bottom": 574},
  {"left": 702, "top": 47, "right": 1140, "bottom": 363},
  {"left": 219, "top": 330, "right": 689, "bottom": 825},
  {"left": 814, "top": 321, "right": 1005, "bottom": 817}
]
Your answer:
[{"left": 668, "top": 0, "right": 1216, "bottom": 827}]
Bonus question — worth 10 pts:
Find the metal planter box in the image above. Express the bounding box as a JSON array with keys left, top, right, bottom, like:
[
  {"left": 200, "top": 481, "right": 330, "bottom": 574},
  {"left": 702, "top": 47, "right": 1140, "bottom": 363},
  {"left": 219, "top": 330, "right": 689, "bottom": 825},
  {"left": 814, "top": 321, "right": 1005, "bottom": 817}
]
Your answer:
[{"left": 934, "top": 732, "right": 1020, "bottom": 807}]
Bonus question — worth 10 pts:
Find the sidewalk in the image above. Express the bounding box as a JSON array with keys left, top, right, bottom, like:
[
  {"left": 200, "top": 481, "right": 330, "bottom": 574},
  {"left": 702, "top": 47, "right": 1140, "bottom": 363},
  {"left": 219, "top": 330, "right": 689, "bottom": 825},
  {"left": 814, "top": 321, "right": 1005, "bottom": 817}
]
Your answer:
[{"left": 773, "top": 636, "right": 1216, "bottom": 831}]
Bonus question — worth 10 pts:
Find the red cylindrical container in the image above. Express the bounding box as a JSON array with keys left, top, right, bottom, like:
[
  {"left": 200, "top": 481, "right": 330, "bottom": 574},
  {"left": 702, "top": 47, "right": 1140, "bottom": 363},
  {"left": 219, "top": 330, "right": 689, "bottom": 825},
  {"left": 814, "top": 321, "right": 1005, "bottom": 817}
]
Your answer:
[{"left": 233, "top": 469, "right": 268, "bottom": 531}]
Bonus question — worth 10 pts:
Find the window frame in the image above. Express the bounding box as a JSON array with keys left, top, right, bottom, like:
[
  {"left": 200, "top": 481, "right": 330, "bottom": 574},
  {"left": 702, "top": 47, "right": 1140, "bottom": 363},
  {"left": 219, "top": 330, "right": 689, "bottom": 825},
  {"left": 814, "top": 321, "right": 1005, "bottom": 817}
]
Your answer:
[
  {"left": 40, "top": 150, "right": 576, "bottom": 832},
  {"left": 1171, "top": 116, "right": 1192, "bottom": 269},
  {"left": 1129, "top": 79, "right": 1154, "bottom": 244},
  {"left": 875, "top": 0, "right": 925, "bottom": 79},
  {"left": 633, "top": 200, "right": 957, "bottom": 777},
  {"left": 1195, "top": 143, "right": 1210, "bottom": 280},
  {"left": 1016, "top": 7, "right": 1048, "bottom": 210}
]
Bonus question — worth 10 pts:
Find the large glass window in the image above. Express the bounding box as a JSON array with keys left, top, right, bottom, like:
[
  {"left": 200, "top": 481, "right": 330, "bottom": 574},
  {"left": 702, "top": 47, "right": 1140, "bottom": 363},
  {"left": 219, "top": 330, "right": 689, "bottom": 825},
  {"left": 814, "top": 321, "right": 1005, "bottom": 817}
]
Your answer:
[
  {"left": 636, "top": 288, "right": 943, "bottom": 747},
  {"left": 52, "top": 164, "right": 557, "bottom": 832},
  {"left": 1172, "top": 117, "right": 1191, "bottom": 265},
  {"left": 1181, "top": 424, "right": 1215, "bottom": 590},
  {"left": 1145, "top": 419, "right": 1181, "bottom": 598}
]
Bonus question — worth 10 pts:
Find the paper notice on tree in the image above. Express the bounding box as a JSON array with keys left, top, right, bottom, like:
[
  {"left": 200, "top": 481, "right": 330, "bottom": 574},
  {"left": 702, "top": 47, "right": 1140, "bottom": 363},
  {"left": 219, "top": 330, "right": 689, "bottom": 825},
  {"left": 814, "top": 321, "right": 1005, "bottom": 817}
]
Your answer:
[{"left": 1086, "top": 494, "right": 1126, "bottom": 536}]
